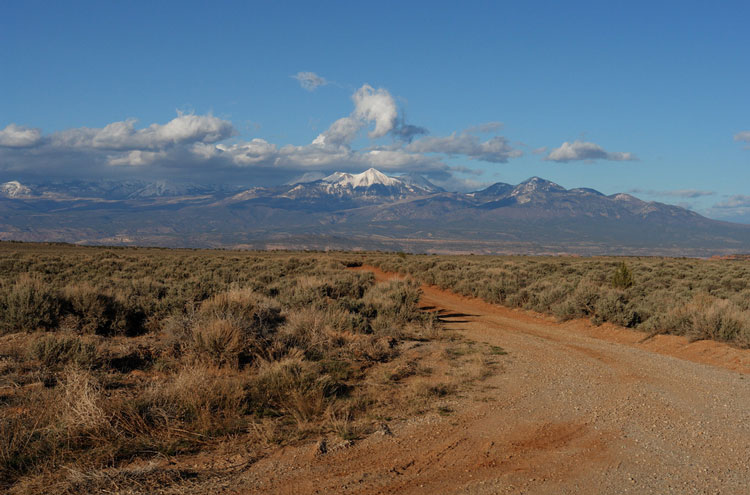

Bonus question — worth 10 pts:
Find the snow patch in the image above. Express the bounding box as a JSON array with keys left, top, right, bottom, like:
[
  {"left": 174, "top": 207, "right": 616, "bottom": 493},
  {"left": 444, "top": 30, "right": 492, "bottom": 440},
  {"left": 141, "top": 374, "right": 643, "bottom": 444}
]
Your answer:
[{"left": 1, "top": 181, "right": 31, "bottom": 198}]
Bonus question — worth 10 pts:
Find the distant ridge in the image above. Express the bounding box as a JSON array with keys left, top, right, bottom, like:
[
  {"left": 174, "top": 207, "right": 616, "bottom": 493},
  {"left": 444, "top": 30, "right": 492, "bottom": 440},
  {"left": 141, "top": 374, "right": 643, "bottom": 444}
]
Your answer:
[{"left": 1, "top": 169, "right": 749, "bottom": 256}]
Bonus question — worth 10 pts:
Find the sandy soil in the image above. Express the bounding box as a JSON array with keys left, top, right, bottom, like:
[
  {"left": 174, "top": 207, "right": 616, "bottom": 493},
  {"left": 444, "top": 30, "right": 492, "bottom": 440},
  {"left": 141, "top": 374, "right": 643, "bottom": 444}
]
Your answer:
[{"left": 175, "top": 266, "right": 750, "bottom": 494}]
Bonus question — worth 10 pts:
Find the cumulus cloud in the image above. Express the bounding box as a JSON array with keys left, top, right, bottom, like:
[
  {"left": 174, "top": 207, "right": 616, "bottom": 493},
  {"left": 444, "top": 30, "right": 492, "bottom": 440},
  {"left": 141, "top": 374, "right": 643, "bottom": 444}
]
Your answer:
[
  {"left": 185, "top": 136, "right": 446, "bottom": 176},
  {"left": 311, "top": 84, "right": 425, "bottom": 146},
  {"left": 293, "top": 71, "right": 328, "bottom": 91},
  {"left": 352, "top": 84, "right": 398, "bottom": 138},
  {"left": 545, "top": 140, "right": 637, "bottom": 162},
  {"left": 312, "top": 117, "right": 362, "bottom": 147},
  {"left": 408, "top": 130, "right": 522, "bottom": 163},
  {"left": 0, "top": 124, "right": 43, "bottom": 148},
  {"left": 0, "top": 84, "right": 524, "bottom": 185},
  {"left": 50, "top": 113, "right": 234, "bottom": 151},
  {"left": 107, "top": 150, "right": 168, "bottom": 167}
]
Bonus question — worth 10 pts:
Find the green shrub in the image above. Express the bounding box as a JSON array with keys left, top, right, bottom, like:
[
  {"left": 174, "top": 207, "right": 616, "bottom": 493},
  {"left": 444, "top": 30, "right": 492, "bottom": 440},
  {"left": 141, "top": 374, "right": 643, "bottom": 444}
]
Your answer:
[
  {"left": 28, "top": 335, "right": 98, "bottom": 368},
  {"left": 0, "top": 275, "right": 62, "bottom": 333},
  {"left": 612, "top": 262, "right": 634, "bottom": 289},
  {"left": 63, "top": 283, "right": 146, "bottom": 336}
]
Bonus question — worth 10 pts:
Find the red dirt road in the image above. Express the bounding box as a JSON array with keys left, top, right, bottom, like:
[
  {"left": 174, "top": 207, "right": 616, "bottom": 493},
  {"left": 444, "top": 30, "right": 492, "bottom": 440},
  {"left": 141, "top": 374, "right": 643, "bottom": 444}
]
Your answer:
[{"left": 206, "top": 266, "right": 750, "bottom": 494}]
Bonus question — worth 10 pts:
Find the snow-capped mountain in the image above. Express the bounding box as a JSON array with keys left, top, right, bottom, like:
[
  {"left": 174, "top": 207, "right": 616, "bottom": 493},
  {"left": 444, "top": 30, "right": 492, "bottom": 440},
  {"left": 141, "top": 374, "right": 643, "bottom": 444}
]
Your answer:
[
  {"left": 0, "top": 181, "right": 32, "bottom": 198},
  {"left": 229, "top": 168, "right": 441, "bottom": 205},
  {"left": 1, "top": 169, "right": 747, "bottom": 256}
]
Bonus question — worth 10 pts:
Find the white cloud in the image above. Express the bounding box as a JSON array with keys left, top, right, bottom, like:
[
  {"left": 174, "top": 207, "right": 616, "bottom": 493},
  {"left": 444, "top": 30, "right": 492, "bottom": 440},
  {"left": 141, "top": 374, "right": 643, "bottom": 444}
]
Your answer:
[
  {"left": 107, "top": 150, "right": 168, "bottom": 167},
  {"left": 408, "top": 131, "right": 522, "bottom": 163},
  {"left": 311, "top": 84, "right": 405, "bottom": 146},
  {"left": 312, "top": 117, "right": 363, "bottom": 147},
  {"left": 0, "top": 124, "right": 43, "bottom": 148},
  {"left": 0, "top": 85, "right": 522, "bottom": 184},
  {"left": 545, "top": 140, "right": 637, "bottom": 162},
  {"left": 51, "top": 113, "right": 234, "bottom": 151},
  {"left": 293, "top": 71, "right": 328, "bottom": 91},
  {"left": 352, "top": 84, "right": 398, "bottom": 138},
  {"left": 734, "top": 131, "right": 750, "bottom": 145},
  {"left": 215, "top": 139, "right": 278, "bottom": 165}
]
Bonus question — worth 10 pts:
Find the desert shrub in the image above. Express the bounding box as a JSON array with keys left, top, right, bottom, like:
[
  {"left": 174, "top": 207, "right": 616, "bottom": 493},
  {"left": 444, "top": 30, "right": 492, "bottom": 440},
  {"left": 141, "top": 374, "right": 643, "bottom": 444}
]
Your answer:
[
  {"left": 250, "top": 352, "right": 339, "bottom": 423},
  {"left": 277, "top": 307, "right": 331, "bottom": 360},
  {"left": 364, "top": 280, "right": 422, "bottom": 335},
  {"left": 592, "top": 289, "right": 640, "bottom": 327},
  {"left": 192, "top": 289, "right": 284, "bottom": 364},
  {"left": 28, "top": 335, "right": 98, "bottom": 369},
  {"left": 653, "top": 293, "right": 750, "bottom": 343},
  {"left": 198, "top": 288, "right": 282, "bottom": 339},
  {"left": 282, "top": 275, "right": 329, "bottom": 309},
  {"left": 612, "top": 262, "right": 634, "bottom": 289},
  {"left": 191, "top": 318, "right": 245, "bottom": 368},
  {"left": 524, "top": 280, "right": 572, "bottom": 313},
  {"left": 63, "top": 283, "right": 146, "bottom": 336},
  {"left": 552, "top": 280, "right": 600, "bottom": 320},
  {"left": 0, "top": 275, "right": 62, "bottom": 333}
]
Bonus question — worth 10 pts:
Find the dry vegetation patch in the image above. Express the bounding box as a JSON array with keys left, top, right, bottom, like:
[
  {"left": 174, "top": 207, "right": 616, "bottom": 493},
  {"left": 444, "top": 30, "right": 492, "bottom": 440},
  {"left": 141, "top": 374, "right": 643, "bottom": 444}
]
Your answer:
[
  {"left": 0, "top": 244, "right": 503, "bottom": 493},
  {"left": 368, "top": 253, "right": 750, "bottom": 347}
]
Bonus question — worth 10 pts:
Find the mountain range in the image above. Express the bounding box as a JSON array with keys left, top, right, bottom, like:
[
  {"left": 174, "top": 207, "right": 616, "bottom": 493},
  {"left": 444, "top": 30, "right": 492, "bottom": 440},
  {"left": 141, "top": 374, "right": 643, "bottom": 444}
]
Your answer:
[{"left": 2, "top": 168, "right": 749, "bottom": 256}]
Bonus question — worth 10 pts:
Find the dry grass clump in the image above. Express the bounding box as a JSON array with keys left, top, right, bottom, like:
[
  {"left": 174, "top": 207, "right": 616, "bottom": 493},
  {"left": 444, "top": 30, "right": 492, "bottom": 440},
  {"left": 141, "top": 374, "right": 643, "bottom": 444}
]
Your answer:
[
  {"left": 191, "top": 318, "right": 246, "bottom": 368},
  {"left": 59, "top": 366, "right": 108, "bottom": 433},
  {"left": 251, "top": 352, "right": 338, "bottom": 425}
]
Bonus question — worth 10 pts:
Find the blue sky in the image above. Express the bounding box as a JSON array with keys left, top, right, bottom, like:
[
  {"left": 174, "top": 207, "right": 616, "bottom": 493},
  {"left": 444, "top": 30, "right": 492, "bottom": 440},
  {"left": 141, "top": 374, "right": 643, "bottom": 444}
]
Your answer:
[{"left": 1, "top": 1, "right": 749, "bottom": 221}]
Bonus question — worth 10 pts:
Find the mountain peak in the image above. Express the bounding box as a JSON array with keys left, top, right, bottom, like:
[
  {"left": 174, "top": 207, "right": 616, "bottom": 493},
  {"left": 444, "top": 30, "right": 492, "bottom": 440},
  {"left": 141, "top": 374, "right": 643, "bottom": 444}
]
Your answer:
[
  {"left": 513, "top": 177, "right": 565, "bottom": 194},
  {"left": 1, "top": 180, "right": 32, "bottom": 198},
  {"left": 323, "top": 168, "right": 400, "bottom": 188}
]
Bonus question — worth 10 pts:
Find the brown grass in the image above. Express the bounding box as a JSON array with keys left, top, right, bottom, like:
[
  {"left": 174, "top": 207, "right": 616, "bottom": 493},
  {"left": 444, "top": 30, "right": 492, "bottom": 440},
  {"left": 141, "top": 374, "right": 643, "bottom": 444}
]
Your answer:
[{"left": 0, "top": 244, "right": 476, "bottom": 493}]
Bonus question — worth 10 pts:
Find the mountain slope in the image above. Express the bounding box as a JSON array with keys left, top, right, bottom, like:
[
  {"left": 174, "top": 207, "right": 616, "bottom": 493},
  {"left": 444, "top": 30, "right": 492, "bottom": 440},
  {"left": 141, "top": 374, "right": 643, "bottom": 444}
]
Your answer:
[{"left": 0, "top": 169, "right": 748, "bottom": 256}]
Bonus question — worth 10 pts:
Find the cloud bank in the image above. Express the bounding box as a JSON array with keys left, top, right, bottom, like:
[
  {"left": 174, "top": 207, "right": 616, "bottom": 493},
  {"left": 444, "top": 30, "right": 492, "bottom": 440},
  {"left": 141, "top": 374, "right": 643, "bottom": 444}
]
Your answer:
[
  {"left": 408, "top": 129, "right": 522, "bottom": 163},
  {"left": 0, "top": 124, "right": 43, "bottom": 148},
  {"left": 0, "top": 84, "right": 522, "bottom": 185},
  {"left": 545, "top": 140, "right": 637, "bottom": 162}
]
